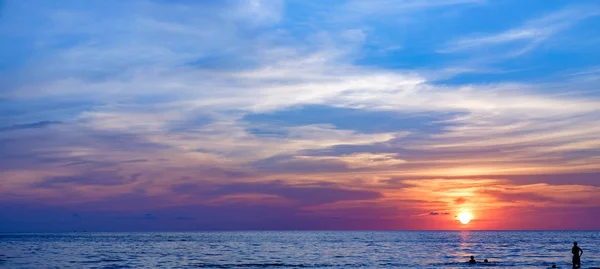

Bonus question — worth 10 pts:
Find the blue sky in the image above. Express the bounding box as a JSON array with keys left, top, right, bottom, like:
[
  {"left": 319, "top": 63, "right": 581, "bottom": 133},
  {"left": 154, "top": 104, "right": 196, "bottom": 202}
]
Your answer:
[{"left": 1, "top": 0, "right": 600, "bottom": 231}]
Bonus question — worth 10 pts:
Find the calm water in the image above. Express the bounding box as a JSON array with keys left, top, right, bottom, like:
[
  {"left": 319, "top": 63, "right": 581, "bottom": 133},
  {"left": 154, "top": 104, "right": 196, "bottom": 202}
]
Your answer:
[{"left": 1, "top": 231, "right": 599, "bottom": 268}]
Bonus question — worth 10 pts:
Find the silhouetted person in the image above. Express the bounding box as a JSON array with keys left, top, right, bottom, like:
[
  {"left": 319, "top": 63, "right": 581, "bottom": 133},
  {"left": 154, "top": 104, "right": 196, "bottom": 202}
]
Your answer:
[
  {"left": 483, "top": 259, "right": 488, "bottom": 263},
  {"left": 468, "top": 256, "right": 476, "bottom": 264},
  {"left": 572, "top": 242, "right": 583, "bottom": 268},
  {"left": 552, "top": 263, "right": 557, "bottom": 268}
]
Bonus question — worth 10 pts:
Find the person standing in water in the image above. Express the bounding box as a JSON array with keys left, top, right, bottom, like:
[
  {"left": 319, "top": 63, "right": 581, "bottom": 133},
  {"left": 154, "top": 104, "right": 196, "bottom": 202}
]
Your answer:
[
  {"left": 468, "top": 256, "right": 476, "bottom": 264},
  {"left": 572, "top": 242, "right": 583, "bottom": 269}
]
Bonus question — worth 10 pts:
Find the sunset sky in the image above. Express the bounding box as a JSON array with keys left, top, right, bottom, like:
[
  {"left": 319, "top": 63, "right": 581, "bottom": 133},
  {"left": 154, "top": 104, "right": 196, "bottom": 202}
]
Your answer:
[{"left": 1, "top": 0, "right": 600, "bottom": 232}]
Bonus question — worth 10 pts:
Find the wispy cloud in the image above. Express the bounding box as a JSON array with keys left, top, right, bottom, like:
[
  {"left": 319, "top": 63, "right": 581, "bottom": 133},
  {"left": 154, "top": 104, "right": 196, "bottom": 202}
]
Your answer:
[
  {"left": 1, "top": 0, "right": 600, "bottom": 230},
  {"left": 0, "top": 121, "right": 62, "bottom": 132},
  {"left": 340, "top": 0, "right": 485, "bottom": 15},
  {"left": 440, "top": 5, "right": 600, "bottom": 56}
]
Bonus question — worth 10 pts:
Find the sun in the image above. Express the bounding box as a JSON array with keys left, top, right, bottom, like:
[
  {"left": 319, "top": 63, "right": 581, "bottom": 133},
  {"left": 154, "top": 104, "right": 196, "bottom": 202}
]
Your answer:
[{"left": 457, "top": 211, "right": 473, "bottom": 225}]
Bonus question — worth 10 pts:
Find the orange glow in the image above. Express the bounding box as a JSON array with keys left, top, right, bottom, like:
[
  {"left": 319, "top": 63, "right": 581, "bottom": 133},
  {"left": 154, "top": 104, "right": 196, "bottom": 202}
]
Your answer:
[{"left": 458, "top": 211, "right": 473, "bottom": 224}]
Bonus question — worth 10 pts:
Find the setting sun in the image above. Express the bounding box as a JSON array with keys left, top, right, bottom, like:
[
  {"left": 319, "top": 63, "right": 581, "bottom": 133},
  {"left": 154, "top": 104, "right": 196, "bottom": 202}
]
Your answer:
[{"left": 458, "top": 212, "right": 473, "bottom": 225}]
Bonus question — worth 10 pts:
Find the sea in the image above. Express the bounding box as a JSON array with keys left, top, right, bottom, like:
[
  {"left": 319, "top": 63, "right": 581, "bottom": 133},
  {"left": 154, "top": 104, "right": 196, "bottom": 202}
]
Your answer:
[{"left": 1, "top": 231, "right": 599, "bottom": 268}]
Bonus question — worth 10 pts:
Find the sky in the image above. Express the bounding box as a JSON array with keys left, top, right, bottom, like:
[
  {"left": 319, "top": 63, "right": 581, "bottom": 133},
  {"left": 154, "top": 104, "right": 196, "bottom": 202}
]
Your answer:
[{"left": 1, "top": 0, "right": 600, "bottom": 232}]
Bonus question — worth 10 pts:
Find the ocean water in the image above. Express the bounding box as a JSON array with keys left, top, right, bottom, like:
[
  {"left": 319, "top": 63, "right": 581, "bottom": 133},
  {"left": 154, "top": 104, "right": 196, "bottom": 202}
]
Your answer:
[{"left": 1, "top": 231, "right": 599, "bottom": 268}]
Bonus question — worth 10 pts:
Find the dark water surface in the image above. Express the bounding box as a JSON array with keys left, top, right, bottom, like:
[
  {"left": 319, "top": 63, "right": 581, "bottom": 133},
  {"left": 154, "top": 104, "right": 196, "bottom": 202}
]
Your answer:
[{"left": 1, "top": 231, "right": 599, "bottom": 268}]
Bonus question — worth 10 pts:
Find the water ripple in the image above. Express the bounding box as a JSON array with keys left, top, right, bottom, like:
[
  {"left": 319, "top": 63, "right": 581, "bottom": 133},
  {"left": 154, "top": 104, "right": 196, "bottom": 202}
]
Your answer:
[{"left": 0, "top": 231, "right": 598, "bottom": 268}]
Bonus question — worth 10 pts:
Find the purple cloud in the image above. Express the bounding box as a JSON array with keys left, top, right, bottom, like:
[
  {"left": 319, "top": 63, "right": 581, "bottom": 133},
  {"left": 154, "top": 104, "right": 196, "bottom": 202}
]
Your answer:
[{"left": 173, "top": 180, "right": 383, "bottom": 206}]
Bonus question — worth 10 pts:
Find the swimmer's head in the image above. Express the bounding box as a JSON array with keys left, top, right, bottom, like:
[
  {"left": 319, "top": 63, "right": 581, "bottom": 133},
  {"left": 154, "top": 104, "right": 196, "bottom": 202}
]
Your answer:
[{"left": 483, "top": 259, "right": 488, "bottom": 263}]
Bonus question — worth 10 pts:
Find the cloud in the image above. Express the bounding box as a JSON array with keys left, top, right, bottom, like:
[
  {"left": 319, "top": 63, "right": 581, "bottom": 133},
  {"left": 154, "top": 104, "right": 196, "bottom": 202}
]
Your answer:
[
  {"left": 0, "top": 198, "right": 423, "bottom": 231},
  {"left": 173, "top": 180, "right": 383, "bottom": 207},
  {"left": 142, "top": 213, "right": 157, "bottom": 220},
  {"left": 454, "top": 197, "right": 467, "bottom": 204},
  {"left": 440, "top": 5, "right": 600, "bottom": 56},
  {"left": 0, "top": 121, "right": 172, "bottom": 172},
  {"left": 251, "top": 154, "right": 349, "bottom": 174},
  {"left": 1, "top": 0, "right": 600, "bottom": 231},
  {"left": 429, "top": 211, "right": 450, "bottom": 216},
  {"left": 480, "top": 189, "right": 556, "bottom": 204},
  {"left": 33, "top": 171, "right": 140, "bottom": 188},
  {"left": 233, "top": 0, "right": 284, "bottom": 26},
  {"left": 293, "top": 153, "right": 406, "bottom": 169},
  {"left": 243, "top": 105, "right": 460, "bottom": 134},
  {"left": 336, "top": 0, "right": 484, "bottom": 19},
  {"left": 8, "top": 43, "right": 596, "bottom": 179},
  {"left": 0, "top": 121, "right": 62, "bottom": 132},
  {"left": 3, "top": 175, "right": 600, "bottom": 230}
]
